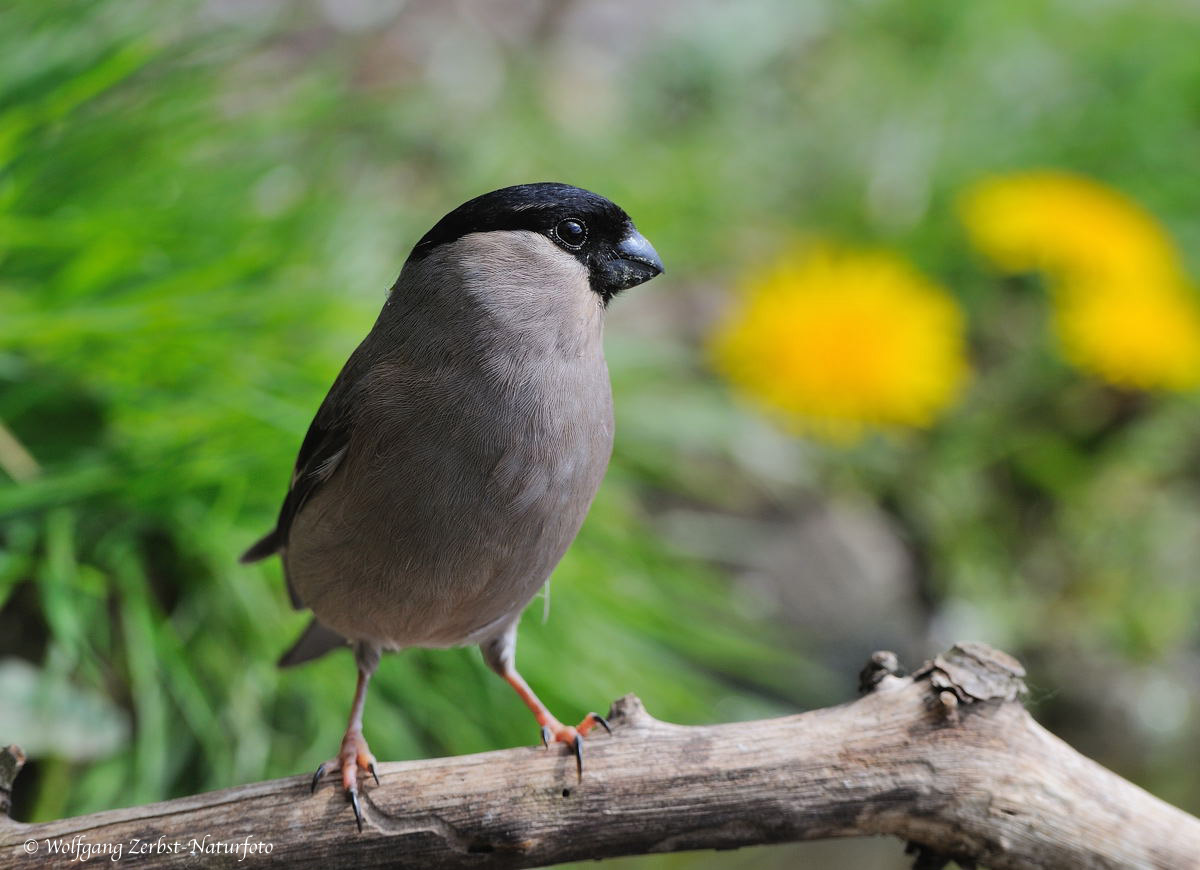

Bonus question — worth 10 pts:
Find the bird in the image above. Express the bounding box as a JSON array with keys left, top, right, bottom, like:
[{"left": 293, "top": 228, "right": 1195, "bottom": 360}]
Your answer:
[{"left": 241, "top": 182, "right": 664, "bottom": 831}]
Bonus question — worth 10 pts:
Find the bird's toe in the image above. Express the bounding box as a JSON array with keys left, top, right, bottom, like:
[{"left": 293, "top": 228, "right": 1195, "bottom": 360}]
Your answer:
[{"left": 309, "top": 729, "right": 378, "bottom": 832}]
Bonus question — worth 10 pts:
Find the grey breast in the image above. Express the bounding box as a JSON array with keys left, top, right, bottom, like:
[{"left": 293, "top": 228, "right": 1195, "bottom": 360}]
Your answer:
[{"left": 284, "top": 231, "right": 614, "bottom": 650}]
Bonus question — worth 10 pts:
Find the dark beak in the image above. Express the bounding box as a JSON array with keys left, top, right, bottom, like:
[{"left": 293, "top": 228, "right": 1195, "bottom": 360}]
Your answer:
[{"left": 601, "top": 229, "right": 664, "bottom": 296}]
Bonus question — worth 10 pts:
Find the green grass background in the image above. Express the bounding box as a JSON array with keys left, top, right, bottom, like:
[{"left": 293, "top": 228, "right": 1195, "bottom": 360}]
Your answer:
[{"left": 2, "top": 2, "right": 1198, "bottom": 868}]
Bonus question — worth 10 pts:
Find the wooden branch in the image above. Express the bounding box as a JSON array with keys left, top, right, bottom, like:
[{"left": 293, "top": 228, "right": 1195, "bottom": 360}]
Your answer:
[{"left": 3, "top": 643, "right": 1197, "bottom": 869}]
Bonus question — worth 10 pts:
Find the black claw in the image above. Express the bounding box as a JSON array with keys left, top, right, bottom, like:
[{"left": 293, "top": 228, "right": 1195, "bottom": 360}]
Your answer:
[
  {"left": 591, "top": 713, "right": 613, "bottom": 735},
  {"left": 540, "top": 725, "right": 552, "bottom": 749},
  {"left": 349, "top": 787, "right": 363, "bottom": 833},
  {"left": 369, "top": 762, "right": 380, "bottom": 787},
  {"left": 573, "top": 734, "right": 583, "bottom": 780},
  {"left": 310, "top": 762, "right": 327, "bottom": 794}
]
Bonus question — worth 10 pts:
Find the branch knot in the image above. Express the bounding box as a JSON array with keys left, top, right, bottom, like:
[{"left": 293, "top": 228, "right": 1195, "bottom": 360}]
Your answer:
[
  {"left": 1, "top": 744, "right": 26, "bottom": 820},
  {"left": 859, "top": 650, "right": 905, "bottom": 693},
  {"left": 918, "top": 642, "right": 1027, "bottom": 704}
]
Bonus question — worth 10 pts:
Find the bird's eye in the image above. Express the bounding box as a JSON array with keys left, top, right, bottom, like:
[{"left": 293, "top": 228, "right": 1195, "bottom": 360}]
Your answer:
[{"left": 555, "top": 218, "right": 587, "bottom": 249}]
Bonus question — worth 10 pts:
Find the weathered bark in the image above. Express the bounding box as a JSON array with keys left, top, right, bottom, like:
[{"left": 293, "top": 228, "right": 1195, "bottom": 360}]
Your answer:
[{"left": 2, "top": 643, "right": 1197, "bottom": 869}]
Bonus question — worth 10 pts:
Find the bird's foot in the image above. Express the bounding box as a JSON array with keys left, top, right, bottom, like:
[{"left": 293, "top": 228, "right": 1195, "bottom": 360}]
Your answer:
[
  {"left": 310, "top": 728, "right": 379, "bottom": 833},
  {"left": 539, "top": 712, "right": 612, "bottom": 780}
]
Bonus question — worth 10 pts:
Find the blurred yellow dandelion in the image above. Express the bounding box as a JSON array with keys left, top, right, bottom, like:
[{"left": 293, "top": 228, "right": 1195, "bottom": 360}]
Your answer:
[
  {"left": 960, "top": 170, "right": 1180, "bottom": 283},
  {"left": 711, "top": 244, "right": 969, "bottom": 442},
  {"left": 961, "top": 169, "right": 1200, "bottom": 390},
  {"left": 1055, "top": 279, "right": 1200, "bottom": 391}
]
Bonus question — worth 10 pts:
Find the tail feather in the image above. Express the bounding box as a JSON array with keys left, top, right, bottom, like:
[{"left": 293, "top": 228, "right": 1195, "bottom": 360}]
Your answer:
[
  {"left": 278, "top": 618, "right": 349, "bottom": 667},
  {"left": 239, "top": 529, "right": 280, "bottom": 564}
]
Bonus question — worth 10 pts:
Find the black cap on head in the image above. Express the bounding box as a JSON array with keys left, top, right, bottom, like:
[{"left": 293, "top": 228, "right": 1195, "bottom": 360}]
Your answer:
[{"left": 409, "top": 182, "right": 663, "bottom": 302}]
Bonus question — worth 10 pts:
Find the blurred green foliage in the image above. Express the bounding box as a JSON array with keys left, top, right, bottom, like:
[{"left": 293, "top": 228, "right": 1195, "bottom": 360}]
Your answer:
[
  {"left": 2, "top": 1, "right": 1199, "bottom": 867},
  {"left": 0, "top": 0, "right": 806, "bottom": 831}
]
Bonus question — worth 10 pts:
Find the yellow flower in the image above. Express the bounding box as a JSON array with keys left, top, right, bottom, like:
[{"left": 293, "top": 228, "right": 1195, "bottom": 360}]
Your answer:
[
  {"left": 711, "top": 244, "right": 969, "bottom": 442},
  {"left": 1055, "top": 279, "right": 1200, "bottom": 391},
  {"left": 960, "top": 170, "right": 1180, "bottom": 283},
  {"left": 961, "top": 170, "right": 1200, "bottom": 390}
]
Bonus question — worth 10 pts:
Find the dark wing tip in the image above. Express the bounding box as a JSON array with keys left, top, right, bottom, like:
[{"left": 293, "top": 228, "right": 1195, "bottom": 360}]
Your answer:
[
  {"left": 278, "top": 619, "right": 348, "bottom": 668},
  {"left": 239, "top": 530, "right": 280, "bottom": 564}
]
